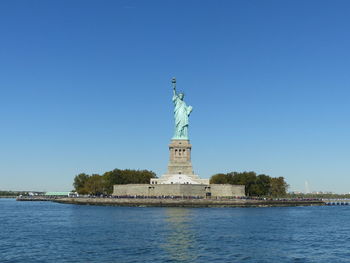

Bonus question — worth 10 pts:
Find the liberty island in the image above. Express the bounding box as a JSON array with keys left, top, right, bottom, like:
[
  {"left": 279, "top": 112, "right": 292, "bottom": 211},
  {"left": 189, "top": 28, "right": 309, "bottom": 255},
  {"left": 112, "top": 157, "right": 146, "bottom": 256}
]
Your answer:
[{"left": 17, "top": 78, "right": 324, "bottom": 206}]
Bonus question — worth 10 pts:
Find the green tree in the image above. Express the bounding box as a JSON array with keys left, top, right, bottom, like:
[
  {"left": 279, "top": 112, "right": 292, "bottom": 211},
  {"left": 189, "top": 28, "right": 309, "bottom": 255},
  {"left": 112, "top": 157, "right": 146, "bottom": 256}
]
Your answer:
[
  {"left": 209, "top": 171, "right": 289, "bottom": 197},
  {"left": 230, "top": 172, "right": 257, "bottom": 196},
  {"left": 73, "top": 169, "right": 157, "bottom": 195},
  {"left": 270, "top": 177, "right": 289, "bottom": 197},
  {"left": 103, "top": 169, "right": 157, "bottom": 194},
  {"left": 209, "top": 173, "right": 229, "bottom": 184},
  {"left": 84, "top": 174, "right": 106, "bottom": 195},
  {"left": 73, "top": 173, "right": 90, "bottom": 194},
  {"left": 255, "top": 174, "right": 272, "bottom": 196}
]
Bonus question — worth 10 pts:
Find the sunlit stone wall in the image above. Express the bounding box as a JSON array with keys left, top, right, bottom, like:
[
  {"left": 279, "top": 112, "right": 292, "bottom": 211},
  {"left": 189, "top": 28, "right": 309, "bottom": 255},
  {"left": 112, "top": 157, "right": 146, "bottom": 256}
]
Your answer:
[{"left": 113, "top": 184, "right": 245, "bottom": 197}]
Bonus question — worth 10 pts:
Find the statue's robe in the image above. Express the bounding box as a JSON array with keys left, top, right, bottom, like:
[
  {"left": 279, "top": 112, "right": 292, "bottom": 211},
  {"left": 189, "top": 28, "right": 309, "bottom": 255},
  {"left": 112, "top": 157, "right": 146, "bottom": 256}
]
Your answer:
[{"left": 173, "top": 94, "right": 192, "bottom": 139}]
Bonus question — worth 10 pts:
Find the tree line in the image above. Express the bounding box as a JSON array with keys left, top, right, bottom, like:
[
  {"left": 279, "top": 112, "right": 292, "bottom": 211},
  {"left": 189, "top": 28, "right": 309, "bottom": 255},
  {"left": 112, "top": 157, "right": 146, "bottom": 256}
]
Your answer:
[
  {"left": 73, "top": 169, "right": 157, "bottom": 195},
  {"left": 73, "top": 169, "right": 289, "bottom": 197},
  {"left": 210, "top": 171, "right": 289, "bottom": 197}
]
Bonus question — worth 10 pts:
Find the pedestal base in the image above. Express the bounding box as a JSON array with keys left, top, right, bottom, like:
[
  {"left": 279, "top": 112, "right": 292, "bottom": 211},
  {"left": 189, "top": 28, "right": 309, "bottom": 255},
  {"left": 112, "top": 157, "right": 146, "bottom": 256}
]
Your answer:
[
  {"left": 150, "top": 174, "right": 209, "bottom": 185},
  {"left": 152, "top": 139, "right": 209, "bottom": 185}
]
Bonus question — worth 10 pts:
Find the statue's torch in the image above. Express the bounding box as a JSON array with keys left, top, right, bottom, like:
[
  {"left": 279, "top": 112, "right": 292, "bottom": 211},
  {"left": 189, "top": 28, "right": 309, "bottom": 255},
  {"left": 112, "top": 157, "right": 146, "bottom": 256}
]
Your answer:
[{"left": 172, "top": 77, "right": 176, "bottom": 90}]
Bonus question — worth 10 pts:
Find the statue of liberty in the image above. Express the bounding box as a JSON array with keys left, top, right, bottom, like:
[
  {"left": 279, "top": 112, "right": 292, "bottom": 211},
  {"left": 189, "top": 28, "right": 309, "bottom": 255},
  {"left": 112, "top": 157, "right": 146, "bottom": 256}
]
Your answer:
[{"left": 171, "top": 78, "right": 193, "bottom": 140}]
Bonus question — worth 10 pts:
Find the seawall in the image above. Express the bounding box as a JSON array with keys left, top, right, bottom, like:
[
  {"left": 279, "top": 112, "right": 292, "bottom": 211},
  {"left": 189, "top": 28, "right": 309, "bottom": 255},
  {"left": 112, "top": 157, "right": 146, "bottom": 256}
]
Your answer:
[
  {"left": 16, "top": 196, "right": 57, "bottom": 201},
  {"left": 54, "top": 197, "right": 325, "bottom": 207}
]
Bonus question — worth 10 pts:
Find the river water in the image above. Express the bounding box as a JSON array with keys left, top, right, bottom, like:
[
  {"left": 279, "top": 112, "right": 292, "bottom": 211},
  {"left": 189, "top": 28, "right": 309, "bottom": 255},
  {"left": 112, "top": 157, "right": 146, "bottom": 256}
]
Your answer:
[{"left": 1, "top": 198, "right": 349, "bottom": 263}]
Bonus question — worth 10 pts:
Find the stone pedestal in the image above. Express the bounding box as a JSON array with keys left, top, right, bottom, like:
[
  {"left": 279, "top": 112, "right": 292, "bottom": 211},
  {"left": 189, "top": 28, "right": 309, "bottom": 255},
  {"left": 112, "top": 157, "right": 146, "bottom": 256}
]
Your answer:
[
  {"left": 167, "top": 139, "right": 194, "bottom": 175},
  {"left": 150, "top": 139, "right": 209, "bottom": 185}
]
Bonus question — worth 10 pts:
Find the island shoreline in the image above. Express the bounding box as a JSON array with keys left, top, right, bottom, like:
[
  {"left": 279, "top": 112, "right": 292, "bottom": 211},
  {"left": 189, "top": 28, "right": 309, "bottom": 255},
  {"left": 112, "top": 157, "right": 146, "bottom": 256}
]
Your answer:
[{"left": 49, "top": 197, "right": 325, "bottom": 208}]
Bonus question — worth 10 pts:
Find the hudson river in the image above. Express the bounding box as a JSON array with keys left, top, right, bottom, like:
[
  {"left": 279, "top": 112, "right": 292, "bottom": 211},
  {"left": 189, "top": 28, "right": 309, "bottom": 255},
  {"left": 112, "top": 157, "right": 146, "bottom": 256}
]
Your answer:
[{"left": 1, "top": 198, "right": 349, "bottom": 263}]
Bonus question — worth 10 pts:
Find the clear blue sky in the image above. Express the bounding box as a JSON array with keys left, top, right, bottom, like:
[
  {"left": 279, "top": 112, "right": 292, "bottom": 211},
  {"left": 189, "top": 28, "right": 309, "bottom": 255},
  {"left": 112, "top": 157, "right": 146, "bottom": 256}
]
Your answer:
[{"left": 1, "top": 0, "right": 349, "bottom": 193}]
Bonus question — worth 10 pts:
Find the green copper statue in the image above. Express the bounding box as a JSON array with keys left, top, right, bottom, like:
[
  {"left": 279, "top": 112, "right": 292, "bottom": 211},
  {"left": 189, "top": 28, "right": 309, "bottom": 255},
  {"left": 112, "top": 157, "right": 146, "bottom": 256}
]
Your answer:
[{"left": 172, "top": 77, "right": 193, "bottom": 140}]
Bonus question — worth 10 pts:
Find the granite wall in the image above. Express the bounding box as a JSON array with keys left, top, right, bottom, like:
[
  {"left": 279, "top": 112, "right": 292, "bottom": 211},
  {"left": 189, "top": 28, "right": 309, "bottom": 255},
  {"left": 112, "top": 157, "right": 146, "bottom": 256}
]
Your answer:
[{"left": 113, "top": 184, "right": 245, "bottom": 197}]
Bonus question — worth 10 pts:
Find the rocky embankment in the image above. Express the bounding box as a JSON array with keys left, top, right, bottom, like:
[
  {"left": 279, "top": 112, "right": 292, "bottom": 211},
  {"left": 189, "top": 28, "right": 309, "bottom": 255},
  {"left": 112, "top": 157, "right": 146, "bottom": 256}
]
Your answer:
[
  {"left": 16, "top": 196, "right": 55, "bottom": 201},
  {"left": 53, "top": 197, "right": 325, "bottom": 207}
]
